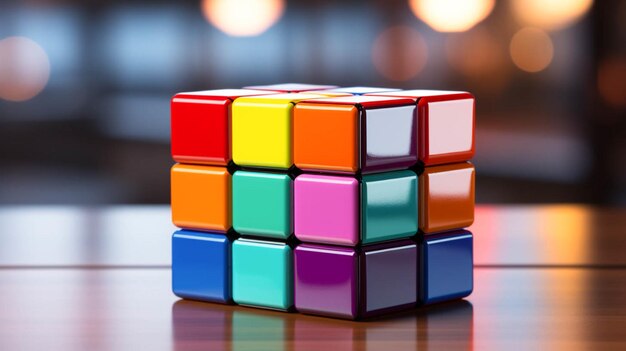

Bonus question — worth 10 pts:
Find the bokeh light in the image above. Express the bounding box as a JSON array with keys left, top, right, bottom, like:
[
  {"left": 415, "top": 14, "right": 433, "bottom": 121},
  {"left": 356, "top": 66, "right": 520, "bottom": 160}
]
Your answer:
[
  {"left": 0, "top": 36, "right": 50, "bottom": 102},
  {"left": 408, "top": 0, "right": 495, "bottom": 32},
  {"left": 511, "top": 0, "right": 593, "bottom": 31},
  {"left": 201, "top": 0, "right": 285, "bottom": 37},
  {"left": 372, "top": 26, "right": 428, "bottom": 81},
  {"left": 598, "top": 57, "right": 626, "bottom": 108},
  {"left": 509, "top": 28, "right": 554, "bottom": 73}
]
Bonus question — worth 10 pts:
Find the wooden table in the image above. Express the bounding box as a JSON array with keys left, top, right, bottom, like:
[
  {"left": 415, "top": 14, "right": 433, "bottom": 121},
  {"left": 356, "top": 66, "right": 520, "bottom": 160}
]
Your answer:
[{"left": 1, "top": 205, "right": 625, "bottom": 350}]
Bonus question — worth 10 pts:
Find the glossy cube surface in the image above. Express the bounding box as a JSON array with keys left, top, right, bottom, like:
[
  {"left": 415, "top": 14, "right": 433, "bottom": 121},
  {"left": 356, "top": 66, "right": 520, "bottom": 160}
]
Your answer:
[
  {"left": 172, "top": 230, "right": 231, "bottom": 303},
  {"left": 232, "top": 239, "right": 293, "bottom": 310},
  {"left": 170, "top": 89, "right": 271, "bottom": 165},
  {"left": 420, "top": 230, "right": 473, "bottom": 304},
  {"left": 294, "top": 241, "right": 417, "bottom": 319},
  {"left": 232, "top": 93, "right": 327, "bottom": 169},
  {"left": 294, "top": 95, "right": 417, "bottom": 173},
  {"left": 243, "top": 83, "right": 337, "bottom": 92},
  {"left": 419, "top": 162, "right": 475, "bottom": 234},
  {"left": 321, "top": 86, "right": 401, "bottom": 95},
  {"left": 232, "top": 171, "right": 292, "bottom": 239},
  {"left": 294, "top": 171, "right": 417, "bottom": 246},
  {"left": 171, "top": 164, "right": 231, "bottom": 232},
  {"left": 368, "top": 90, "right": 475, "bottom": 165}
]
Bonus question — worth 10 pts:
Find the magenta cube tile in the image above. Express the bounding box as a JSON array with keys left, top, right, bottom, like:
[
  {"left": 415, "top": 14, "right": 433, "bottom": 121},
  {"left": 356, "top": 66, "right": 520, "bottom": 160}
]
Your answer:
[
  {"left": 294, "top": 174, "right": 359, "bottom": 246},
  {"left": 294, "top": 241, "right": 417, "bottom": 320}
]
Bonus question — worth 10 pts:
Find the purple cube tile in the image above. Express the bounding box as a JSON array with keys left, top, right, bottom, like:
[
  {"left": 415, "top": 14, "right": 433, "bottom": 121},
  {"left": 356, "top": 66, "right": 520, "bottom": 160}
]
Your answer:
[{"left": 294, "top": 241, "right": 417, "bottom": 320}]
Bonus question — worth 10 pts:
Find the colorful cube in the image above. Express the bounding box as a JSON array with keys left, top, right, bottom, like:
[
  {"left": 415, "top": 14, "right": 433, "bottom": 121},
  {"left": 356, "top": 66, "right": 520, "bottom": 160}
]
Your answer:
[
  {"left": 419, "top": 230, "right": 474, "bottom": 305},
  {"left": 232, "top": 170, "right": 293, "bottom": 239},
  {"left": 368, "top": 90, "right": 475, "bottom": 166},
  {"left": 419, "top": 162, "right": 475, "bottom": 234},
  {"left": 170, "top": 164, "right": 231, "bottom": 232},
  {"left": 232, "top": 238, "right": 293, "bottom": 310},
  {"left": 172, "top": 230, "right": 231, "bottom": 303},
  {"left": 170, "top": 89, "right": 273, "bottom": 165},
  {"left": 170, "top": 84, "right": 476, "bottom": 320},
  {"left": 294, "top": 170, "right": 418, "bottom": 246},
  {"left": 294, "top": 95, "right": 417, "bottom": 173},
  {"left": 294, "top": 241, "right": 417, "bottom": 319}
]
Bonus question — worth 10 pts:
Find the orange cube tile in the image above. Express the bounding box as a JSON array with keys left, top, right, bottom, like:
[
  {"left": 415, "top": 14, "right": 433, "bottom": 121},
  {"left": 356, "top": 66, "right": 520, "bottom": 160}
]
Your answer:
[
  {"left": 171, "top": 164, "right": 231, "bottom": 232},
  {"left": 419, "top": 162, "right": 475, "bottom": 234}
]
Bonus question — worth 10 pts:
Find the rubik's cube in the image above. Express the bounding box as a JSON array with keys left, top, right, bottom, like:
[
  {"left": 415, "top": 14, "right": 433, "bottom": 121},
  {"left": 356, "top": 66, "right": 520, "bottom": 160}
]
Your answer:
[{"left": 170, "top": 83, "right": 475, "bottom": 319}]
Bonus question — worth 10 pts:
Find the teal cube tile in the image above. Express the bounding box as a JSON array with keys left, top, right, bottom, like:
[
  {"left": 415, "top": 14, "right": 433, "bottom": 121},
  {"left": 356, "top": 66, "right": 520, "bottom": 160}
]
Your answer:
[
  {"left": 361, "top": 170, "right": 418, "bottom": 244},
  {"left": 233, "top": 171, "right": 292, "bottom": 239},
  {"left": 232, "top": 238, "right": 293, "bottom": 310}
]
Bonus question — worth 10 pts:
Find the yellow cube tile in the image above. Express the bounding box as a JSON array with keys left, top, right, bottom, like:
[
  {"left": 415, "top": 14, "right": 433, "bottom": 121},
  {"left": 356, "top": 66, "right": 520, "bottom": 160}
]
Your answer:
[{"left": 232, "top": 93, "right": 335, "bottom": 169}]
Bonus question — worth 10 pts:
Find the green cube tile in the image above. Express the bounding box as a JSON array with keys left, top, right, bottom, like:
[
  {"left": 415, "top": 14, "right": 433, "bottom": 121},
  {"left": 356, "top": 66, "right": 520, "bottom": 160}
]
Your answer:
[
  {"left": 361, "top": 170, "right": 418, "bottom": 244},
  {"left": 233, "top": 171, "right": 292, "bottom": 239},
  {"left": 232, "top": 238, "right": 293, "bottom": 310}
]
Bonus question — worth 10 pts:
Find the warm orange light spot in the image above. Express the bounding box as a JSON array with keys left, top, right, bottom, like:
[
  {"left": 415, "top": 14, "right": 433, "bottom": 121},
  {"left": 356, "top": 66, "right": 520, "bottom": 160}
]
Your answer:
[
  {"left": 598, "top": 57, "right": 626, "bottom": 108},
  {"left": 511, "top": 0, "right": 593, "bottom": 31},
  {"left": 409, "top": 0, "right": 495, "bottom": 32},
  {"left": 201, "top": 0, "right": 285, "bottom": 37},
  {"left": 509, "top": 28, "right": 554, "bottom": 73},
  {"left": 372, "top": 26, "right": 428, "bottom": 81},
  {"left": 0, "top": 36, "right": 50, "bottom": 102}
]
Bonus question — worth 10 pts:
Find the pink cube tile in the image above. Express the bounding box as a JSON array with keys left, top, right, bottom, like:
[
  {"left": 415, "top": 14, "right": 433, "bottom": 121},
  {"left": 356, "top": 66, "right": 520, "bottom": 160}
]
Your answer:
[{"left": 294, "top": 174, "right": 359, "bottom": 246}]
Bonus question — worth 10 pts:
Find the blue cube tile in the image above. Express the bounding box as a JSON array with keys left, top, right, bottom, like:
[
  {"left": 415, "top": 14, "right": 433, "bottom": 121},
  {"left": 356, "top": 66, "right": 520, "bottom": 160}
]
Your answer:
[
  {"left": 419, "top": 230, "right": 473, "bottom": 305},
  {"left": 172, "top": 230, "right": 231, "bottom": 303}
]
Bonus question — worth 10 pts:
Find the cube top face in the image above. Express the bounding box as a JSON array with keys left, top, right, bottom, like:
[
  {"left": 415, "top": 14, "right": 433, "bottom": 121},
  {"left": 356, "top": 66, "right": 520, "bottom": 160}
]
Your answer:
[
  {"left": 368, "top": 90, "right": 475, "bottom": 165},
  {"left": 232, "top": 171, "right": 292, "bottom": 239},
  {"left": 171, "top": 89, "right": 274, "bottom": 165},
  {"left": 172, "top": 230, "right": 231, "bottom": 303},
  {"left": 421, "top": 230, "right": 473, "bottom": 305},
  {"left": 419, "top": 162, "right": 475, "bottom": 234},
  {"left": 294, "top": 171, "right": 417, "bottom": 246},
  {"left": 294, "top": 175, "right": 360, "bottom": 246},
  {"left": 294, "top": 244, "right": 358, "bottom": 319},
  {"left": 232, "top": 239, "right": 293, "bottom": 310},
  {"left": 361, "top": 171, "right": 418, "bottom": 244},
  {"left": 171, "top": 164, "right": 231, "bottom": 232},
  {"left": 320, "top": 86, "right": 402, "bottom": 95},
  {"left": 243, "top": 83, "right": 338, "bottom": 92},
  {"left": 293, "top": 99, "right": 417, "bottom": 174},
  {"left": 232, "top": 93, "right": 333, "bottom": 169}
]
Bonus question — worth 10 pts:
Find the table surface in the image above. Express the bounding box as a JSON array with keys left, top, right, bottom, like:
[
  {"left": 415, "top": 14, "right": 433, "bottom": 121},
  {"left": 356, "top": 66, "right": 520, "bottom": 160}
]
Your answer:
[{"left": 1, "top": 204, "right": 625, "bottom": 350}]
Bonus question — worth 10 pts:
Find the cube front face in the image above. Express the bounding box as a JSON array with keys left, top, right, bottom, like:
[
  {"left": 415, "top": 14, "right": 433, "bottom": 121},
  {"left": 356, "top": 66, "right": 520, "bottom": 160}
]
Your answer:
[
  {"left": 419, "top": 162, "right": 475, "bottom": 234},
  {"left": 294, "top": 103, "right": 359, "bottom": 173},
  {"left": 232, "top": 171, "right": 292, "bottom": 239},
  {"left": 172, "top": 230, "right": 231, "bottom": 303},
  {"left": 171, "top": 164, "right": 231, "bottom": 232},
  {"left": 294, "top": 244, "right": 358, "bottom": 319},
  {"left": 361, "top": 170, "right": 418, "bottom": 244},
  {"left": 294, "top": 174, "right": 360, "bottom": 246},
  {"left": 232, "top": 239, "right": 293, "bottom": 310},
  {"left": 420, "top": 230, "right": 473, "bottom": 305},
  {"left": 294, "top": 242, "right": 418, "bottom": 320}
]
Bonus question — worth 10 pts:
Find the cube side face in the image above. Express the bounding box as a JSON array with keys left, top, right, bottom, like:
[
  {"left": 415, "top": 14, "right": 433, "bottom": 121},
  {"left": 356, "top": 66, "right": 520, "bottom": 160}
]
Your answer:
[
  {"left": 293, "top": 103, "right": 359, "bottom": 173},
  {"left": 361, "top": 170, "right": 418, "bottom": 244},
  {"left": 294, "top": 244, "right": 358, "bottom": 319},
  {"left": 232, "top": 100, "right": 293, "bottom": 169},
  {"left": 172, "top": 230, "right": 231, "bottom": 303},
  {"left": 419, "top": 96, "right": 475, "bottom": 165},
  {"left": 294, "top": 174, "right": 360, "bottom": 246},
  {"left": 419, "top": 162, "right": 475, "bottom": 234},
  {"left": 232, "top": 239, "right": 293, "bottom": 310},
  {"left": 171, "top": 164, "right": 231, "bottom": 232},
  {"left": 362, "top": 105, "right": 417, "bottom": 173},
  {"left": 361, "top": 242, "right": 417, "bottom": 317},
  {"left": 420, "top": 231, "right": 473, "bottom": 305},
  {"left": 232, "top": 171, "right": 292, "bottom": 239},
  {"left": 171, "top": 96, "right": 230, "bottom": 165}
]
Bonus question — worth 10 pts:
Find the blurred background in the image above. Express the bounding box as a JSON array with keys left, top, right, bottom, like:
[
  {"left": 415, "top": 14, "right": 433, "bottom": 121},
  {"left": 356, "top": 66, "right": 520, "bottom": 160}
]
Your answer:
[{"left": 0, "top": 0, "right": 624, "bottom": 205}]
